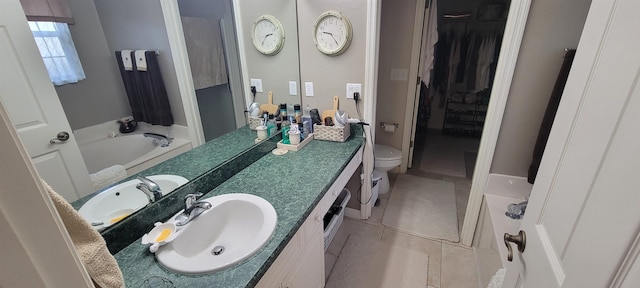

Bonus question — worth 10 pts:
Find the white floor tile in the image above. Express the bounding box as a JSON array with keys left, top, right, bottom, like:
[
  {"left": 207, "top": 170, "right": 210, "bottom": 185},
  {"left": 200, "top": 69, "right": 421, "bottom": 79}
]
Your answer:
[
  {"left": 382, "top": 229, "right": 442, "bottom": 288},
  {"left": 325, "top": 253, "right": 338, "bottom": 280},
  {"left": 326, "top": 218, "right": 384, "bottom": 256},
  {"left": 326, "top": 235, "right": 429, "bottom": 288},
  {"left": 441, "top": 243, "right": 479, "bottom": 288}
]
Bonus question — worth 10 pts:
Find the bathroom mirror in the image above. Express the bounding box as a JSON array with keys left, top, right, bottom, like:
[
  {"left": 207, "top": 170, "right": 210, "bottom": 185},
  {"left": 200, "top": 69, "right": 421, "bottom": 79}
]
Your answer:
[
  {"left": 233, "top": 0, "right": 302, "bottom": 109},
  {"left": 3, "top": 0, "right": 302, "bottom": 228}
]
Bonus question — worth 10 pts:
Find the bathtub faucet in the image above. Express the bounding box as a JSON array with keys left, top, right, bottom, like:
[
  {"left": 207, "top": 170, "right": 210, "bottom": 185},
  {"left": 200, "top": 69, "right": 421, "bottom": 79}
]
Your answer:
[
  {"left": 143, "top": 132, "right": 173, "bottom": 147},
  {"left": 136, "top": 176, "right": 162, "bottom": 203}
]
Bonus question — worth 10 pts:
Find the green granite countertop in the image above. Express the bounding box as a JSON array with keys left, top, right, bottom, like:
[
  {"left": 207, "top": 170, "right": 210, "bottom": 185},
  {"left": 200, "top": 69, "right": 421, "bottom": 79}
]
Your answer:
[
  {"left": 72, "top": 126, "right": 258, "bottom": 210},
  {"left": 114, "top": 133, "right": 364, "bottom": 287}
]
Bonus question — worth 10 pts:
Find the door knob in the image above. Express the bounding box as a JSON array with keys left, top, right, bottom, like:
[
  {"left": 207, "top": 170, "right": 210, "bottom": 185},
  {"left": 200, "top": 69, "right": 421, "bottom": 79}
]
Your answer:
[
  {"left": 49, "top": 131, "right": 70, "bottom": 144},
  {"left": 504, "top": 230, "right": 526, "bottom": 262}
]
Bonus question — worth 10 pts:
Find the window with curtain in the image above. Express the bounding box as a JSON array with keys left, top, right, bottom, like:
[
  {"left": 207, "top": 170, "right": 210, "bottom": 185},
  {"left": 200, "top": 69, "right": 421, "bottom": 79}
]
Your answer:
[{"left": 29, "top": 21, "right": 85, "bottom": 86}]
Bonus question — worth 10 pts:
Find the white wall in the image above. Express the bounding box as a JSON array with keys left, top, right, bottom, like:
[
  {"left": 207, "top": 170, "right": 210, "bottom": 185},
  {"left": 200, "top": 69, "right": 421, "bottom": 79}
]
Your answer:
[
  {"left": 54, "top": 0, "right": 130, "bottom": 130},
  {"left": 375, "top": 0, "right": 416, "bottom": 150},
  {"left": 490, "top": 0, "right": 592, "bottom": 176},
  {"left": 94, "top": 0, "right": 187, "bottom": 126},
  {"left": 297, "top": 0, "right": 367, "bottom": 119}
]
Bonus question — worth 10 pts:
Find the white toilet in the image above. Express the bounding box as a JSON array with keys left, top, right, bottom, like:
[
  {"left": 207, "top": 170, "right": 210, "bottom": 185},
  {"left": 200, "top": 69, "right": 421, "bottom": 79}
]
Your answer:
[{"left": 374, "top": 144, "right": 402, "bottom": 194}]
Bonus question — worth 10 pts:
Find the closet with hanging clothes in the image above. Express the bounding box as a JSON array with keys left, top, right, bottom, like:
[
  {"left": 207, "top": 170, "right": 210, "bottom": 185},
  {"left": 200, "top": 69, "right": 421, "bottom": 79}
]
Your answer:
[{"left": 418, "top": 0, "right": 509, "bottom": 136}]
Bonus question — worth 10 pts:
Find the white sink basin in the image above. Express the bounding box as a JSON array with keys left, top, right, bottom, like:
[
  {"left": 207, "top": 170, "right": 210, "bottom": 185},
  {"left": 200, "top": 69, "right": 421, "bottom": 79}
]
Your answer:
[
  {"left": 156, "top": 193, "right": 277, "bottom": 274},
  {"left": 78, "top": 175, "right": 188, "bottom": 230}
]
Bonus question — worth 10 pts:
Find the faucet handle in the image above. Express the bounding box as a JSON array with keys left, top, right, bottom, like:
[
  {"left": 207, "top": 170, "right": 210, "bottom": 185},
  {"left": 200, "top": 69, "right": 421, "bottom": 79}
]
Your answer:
[{"left": 184, "top": 193, "right": 203, "bottom": 208}]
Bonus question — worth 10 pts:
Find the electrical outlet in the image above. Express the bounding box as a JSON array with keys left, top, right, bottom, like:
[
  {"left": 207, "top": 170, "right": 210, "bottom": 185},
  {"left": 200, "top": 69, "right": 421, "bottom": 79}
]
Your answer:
[
  {"left": 250, "top": 78, "right": 263, "bottom": 92},
  {"left": 390, "top": 68, "right": 408, "bottom": 81},
  {"left": 346, "top": 83, "right": 362, "bottom": 99}
]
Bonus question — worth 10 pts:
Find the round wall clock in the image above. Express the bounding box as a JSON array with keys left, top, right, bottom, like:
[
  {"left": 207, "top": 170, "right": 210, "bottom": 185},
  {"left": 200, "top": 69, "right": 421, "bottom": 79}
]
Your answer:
[
  {"left": 313, "top": 10, "right": 353, "bottom": 56},
  {"left": 252, "top": 14, "right": 285, "bottom": 55}
]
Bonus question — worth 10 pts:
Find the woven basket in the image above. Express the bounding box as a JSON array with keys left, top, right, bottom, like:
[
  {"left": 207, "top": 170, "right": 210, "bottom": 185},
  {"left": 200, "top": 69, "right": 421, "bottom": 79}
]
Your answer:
[
  {"left": 313, "top": 123, "right": 350, "bottom": 142},
  {"left": 248, "top": 116, "right": 262, "bottom": 130}
]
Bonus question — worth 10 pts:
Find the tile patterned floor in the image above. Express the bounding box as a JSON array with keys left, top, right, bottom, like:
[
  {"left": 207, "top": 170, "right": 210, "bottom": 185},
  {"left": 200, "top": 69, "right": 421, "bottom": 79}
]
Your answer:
[{"left": 324, "top": 132, "right": 480, "bottom": 287}]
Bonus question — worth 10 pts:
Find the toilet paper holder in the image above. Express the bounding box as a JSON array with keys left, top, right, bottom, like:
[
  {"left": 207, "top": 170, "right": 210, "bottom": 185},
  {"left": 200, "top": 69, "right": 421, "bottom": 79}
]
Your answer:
[
  {"left": 379, "top": 122, "right": 398, "bottom": 128},
  {"left": 379, "top": 122, "right": 399, "bottom": 132}
]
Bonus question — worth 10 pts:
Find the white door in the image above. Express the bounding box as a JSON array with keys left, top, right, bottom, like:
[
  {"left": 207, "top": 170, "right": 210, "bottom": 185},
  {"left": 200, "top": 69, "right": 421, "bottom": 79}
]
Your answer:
[
  {"left": 407, "top": 0, "right": 434, "bottom": 169},
  {"left": 0, "top": 0, "right": 93, "bottom": 201},
  {"left": 503, "top": 0, "right": 640, "bottom": 287}
]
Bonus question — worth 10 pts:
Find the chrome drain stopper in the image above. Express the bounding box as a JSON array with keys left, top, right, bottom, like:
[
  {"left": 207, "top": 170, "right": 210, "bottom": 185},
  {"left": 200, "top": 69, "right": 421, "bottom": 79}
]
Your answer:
[{"left": 212, "top": 246, "right": 225, "bottom": 255}]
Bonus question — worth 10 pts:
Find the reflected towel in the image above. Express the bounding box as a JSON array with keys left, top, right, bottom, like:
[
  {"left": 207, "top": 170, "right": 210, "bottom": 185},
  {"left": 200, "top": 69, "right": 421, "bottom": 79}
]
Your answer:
[
  {"left": 120, "top": 50, "right": 133, "bottom": 71},
  {"left": 135, "top": 50, "right": 148, "bottom": 71},
  {"left": 43, "top": 181, "right": 125, "bottom": 288},
  {"left": 90, "top": 165, "right": 127, "bottom": 190}
]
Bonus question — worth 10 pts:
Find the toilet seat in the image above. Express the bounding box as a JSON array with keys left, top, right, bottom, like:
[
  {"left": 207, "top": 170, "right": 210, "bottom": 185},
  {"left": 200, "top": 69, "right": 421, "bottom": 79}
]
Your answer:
[{"left": 374, "top": 144, "right": 402, "bottom": 161}]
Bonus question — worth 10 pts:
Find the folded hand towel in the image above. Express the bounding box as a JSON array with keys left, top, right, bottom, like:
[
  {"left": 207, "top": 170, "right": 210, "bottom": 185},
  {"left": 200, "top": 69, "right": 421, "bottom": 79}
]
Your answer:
[
  {"left": 120, "top": 50, "right": 133, "bottom": 71},
  {"left": 135, "top": 50, "right": 148, "bottom": 71},
  {"left": 44, "top": 181, "right": 125, "bottom": 288},
  {"left": 90, "top": 165, "right": 127, "bottom": 190}
]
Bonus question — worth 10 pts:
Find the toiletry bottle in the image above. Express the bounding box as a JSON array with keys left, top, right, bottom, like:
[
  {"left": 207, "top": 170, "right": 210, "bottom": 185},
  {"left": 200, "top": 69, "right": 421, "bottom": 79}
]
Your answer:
[
  {"left": 281, "top": 115, "right": 291, "bottom": 144},
  {"left": 294, "top": 104, "right": 301, "bottom": 124},
  {"left": 267, "top": 114, "right": 276, "bottom": 136},
  {"left": 279, "top": 104, "right": 287, "bottom": 121},
  {"left": 302, "top": 104, "right": 313, "bottom": 134}
]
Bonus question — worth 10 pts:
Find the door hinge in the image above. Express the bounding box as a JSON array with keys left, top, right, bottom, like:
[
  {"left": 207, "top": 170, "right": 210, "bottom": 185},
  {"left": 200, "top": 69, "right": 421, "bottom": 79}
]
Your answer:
[
  {"left": 416, "top": 76, "right": 421, "bottom": 86},
  {"left": 410, "top": 140, "right": 415, "bottom": 148}
]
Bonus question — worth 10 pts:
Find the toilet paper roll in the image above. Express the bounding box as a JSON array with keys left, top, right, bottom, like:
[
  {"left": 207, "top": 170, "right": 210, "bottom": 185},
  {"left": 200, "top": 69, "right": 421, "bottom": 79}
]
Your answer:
[{"left": 384, "top": 124, "right": 396, "bottom": 132}]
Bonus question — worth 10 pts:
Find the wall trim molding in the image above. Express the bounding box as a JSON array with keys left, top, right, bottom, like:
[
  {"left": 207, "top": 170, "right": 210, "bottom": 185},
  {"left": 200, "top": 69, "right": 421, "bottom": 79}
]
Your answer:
[
  {"left": 361, "top": 0, "right": 382, "bottom": 219},
  {"left": 161, "top": 0, "right": 205, "bottom": 147},
  {"left": 460, "top": 0, "right": 533, "bottom": 246}
]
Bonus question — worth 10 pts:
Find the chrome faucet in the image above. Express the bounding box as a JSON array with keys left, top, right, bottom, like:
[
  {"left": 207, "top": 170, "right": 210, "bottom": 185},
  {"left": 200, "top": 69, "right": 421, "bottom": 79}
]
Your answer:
[
  {"left": 143, "top": 132, "right": 173, "bottom": 147},
  {"left": 175, "top": 193, "right": 212, "bottom": 226},
  {"left": 136, "top": 176, "right": 162, "bottom": 203}
]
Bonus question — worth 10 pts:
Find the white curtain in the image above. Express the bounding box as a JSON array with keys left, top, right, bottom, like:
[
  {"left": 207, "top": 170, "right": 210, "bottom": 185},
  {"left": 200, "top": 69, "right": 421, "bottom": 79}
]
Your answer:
[{"left": 29, "top": 21, "right": 85, "bottom": 86}]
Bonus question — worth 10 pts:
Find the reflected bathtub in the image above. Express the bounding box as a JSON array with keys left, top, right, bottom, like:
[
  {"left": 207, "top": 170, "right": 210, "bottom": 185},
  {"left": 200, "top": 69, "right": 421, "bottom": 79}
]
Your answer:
[{"left": 79, "top": 133, "right": 191, "bottom": 176}]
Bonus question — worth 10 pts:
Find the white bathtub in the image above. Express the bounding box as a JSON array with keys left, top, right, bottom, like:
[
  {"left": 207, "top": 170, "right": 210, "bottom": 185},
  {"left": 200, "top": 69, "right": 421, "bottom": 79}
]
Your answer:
[{"left": 79, "top": 133, "right": 192, "bottom": 176}]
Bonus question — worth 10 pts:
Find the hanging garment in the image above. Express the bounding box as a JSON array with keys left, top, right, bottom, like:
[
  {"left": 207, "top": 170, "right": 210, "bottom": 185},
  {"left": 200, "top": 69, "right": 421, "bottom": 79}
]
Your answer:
[{"left": 420, "top": 0, "right": 439, "bottom": 86}]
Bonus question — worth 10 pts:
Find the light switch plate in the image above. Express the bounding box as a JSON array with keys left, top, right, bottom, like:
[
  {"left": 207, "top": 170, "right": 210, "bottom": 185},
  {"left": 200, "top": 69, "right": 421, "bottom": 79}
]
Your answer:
[
  {"left": 346, "top": 83, "right": 362, "bottom": 99},
  {"left": 390, "top": 68, "right": 408, "bottom": 81},
  {"left": 305, "top": 82, "right": 314, "bottom": 97},
  {"left": 289, "top": 81, "right": 297, "bottom": 96},
  {"left": 250, "top": 78, "right": 263, "bottom": 92}
]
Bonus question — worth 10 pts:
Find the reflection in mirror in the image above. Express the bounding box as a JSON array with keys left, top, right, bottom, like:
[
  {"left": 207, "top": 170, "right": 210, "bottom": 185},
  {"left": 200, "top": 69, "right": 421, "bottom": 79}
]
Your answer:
[
  {"left": 2, "top": 0, "right": 299, "bottom": 230},
  {"left": 234, "top": 0, "right": 302, "bottom": 113}
]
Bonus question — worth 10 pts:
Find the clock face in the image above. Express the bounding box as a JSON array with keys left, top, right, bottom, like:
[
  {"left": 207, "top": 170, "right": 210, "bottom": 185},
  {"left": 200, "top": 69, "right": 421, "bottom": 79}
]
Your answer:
[
  {"left": 313, "top": 11, "right": 352, "bottom": 56},
  {"left": 252, "top": 15, "right": 285, "bottom": 55}
]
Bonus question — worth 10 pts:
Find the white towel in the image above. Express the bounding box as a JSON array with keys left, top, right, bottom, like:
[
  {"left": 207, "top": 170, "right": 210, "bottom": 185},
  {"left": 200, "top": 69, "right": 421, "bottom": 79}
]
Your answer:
[
  {"left": 120, "top": 50, "right": 133, "bottom": 71},
  {"left": 43, "top": 181, "right": 125, "bottom": 288},
  {"left": 135, "top": 50, "right": 147, "bottom": 71},
  {"left": 90, "top": 165, "right": 127, "bottom": 190},
  {"left": 487, "top": 268, "right": 506, "bottom": 288}
]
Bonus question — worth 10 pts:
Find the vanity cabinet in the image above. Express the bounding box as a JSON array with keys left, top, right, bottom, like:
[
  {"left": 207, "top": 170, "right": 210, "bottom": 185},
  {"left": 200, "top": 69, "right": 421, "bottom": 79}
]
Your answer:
[{"left": 257, "top": 146, "right": 363, "bottom": 288}]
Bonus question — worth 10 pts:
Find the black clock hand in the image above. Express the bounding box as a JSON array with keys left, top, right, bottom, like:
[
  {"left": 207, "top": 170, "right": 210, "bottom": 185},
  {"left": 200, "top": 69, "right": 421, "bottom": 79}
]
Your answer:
[
  {"left": 323, "top": 31, "right": 339, "bottom": 45},
  {"left": 261, "top": 33, "right": 273, "bottom": 45}
]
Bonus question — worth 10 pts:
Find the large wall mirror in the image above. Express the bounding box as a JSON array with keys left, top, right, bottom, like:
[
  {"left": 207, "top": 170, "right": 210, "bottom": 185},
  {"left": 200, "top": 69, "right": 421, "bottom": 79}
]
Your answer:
[{"left": 3, "top": 0, "right": 301, "bottom": 231}]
